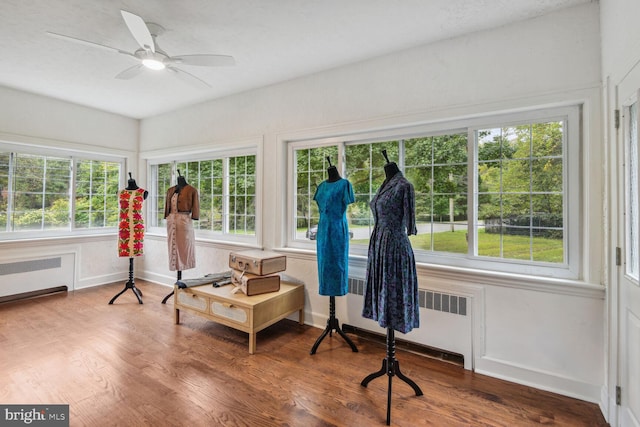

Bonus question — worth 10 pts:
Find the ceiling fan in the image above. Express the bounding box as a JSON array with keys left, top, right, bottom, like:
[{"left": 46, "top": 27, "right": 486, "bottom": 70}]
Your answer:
[{"left": 47, "top": 10, "right": 235, "bottom": 87}]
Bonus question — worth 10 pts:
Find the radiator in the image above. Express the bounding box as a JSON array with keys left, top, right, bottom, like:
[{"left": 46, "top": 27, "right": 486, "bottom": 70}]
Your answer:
[
  {"left": 345, "top": 276, "right": 474, "bottom": 370},
  {"left": 0, "top": 254, "right": 74, "bottom": 301}
]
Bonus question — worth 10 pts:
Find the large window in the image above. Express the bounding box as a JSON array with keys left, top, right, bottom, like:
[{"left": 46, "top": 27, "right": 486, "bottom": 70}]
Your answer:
[
  {"left": 289, "top": 106, "right": 580, "bottom": 278},
  {"left": 0, "top": 148, "right": 123, "bottom": 236},
  {"left": 149, "top": 153, "right": 257, "bottom": 238}
]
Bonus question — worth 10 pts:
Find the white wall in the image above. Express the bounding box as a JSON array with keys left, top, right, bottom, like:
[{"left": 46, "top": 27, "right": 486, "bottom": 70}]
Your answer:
[
  {"left": 0, "top": 85, "right": 139, "bottom": 290},
  {"left": 600, "top": 0, "right": 640, "bottom": 84},
  {"left": 139, "top": 2, "right": 605, "bottom": 403},
  {"left": 0, "top": 86, "right": 138, "bottom": 151}
]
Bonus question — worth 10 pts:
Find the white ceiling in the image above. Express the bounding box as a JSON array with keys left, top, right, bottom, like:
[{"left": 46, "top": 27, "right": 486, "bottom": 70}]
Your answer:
[{"left": 0, "top": 0, "right": 591, "bottom": 119}]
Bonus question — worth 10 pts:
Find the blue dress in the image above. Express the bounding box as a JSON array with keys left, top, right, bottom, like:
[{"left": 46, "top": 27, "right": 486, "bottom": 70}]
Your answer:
[
  {"left": 313, "top": 178, "right": 355, "bottom": 296},
  {"left": 362, "top": 172, "right": 419, "bottom": 333}
]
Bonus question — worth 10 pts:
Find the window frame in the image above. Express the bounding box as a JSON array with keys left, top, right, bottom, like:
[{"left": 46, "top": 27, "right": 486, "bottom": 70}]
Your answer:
[
  {"left": 145, "top": 143, "right": 261, "bottom": 246},
  {"left": 0, "top": 141, "right": 126, "bottom": 240},
  {"left": 286, "top": 105, "right": 581, "bottom": 280}
]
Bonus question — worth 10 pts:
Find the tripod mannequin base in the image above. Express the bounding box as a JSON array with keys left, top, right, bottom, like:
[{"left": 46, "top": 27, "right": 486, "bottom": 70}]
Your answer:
[
  {"left": 162, "top": 270, "right": 182, "bottom": 304},
  {"left": 310, "top": 296, "right": 358, "bottom": 354},
  {"left": 109, "top": 280, "right": 143, "bottom": 304},
  {"left": 109, "top": 257, "right": 143, "bottom": 304},
  {"left": 361, "top": 328, "right": 422, "bottom": 425},
  {"left": 310, "top": 316, "right": 358, "bottom": 354}
]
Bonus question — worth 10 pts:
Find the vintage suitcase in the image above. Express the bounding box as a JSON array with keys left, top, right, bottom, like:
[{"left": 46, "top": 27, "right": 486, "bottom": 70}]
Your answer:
[
  {"left": 231, "top": 269, "right": 281, "bottom": 296},
  {"left": 229, "top": 249, "right": 286, "bottom": 276}
]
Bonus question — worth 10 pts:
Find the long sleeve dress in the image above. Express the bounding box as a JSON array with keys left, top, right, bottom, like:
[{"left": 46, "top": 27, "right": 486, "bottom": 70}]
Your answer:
[
  {"left": 362, "top": 172, "right": 419, "bottom": 334},
  {"left": 313, "top": 178, "right": 355, "bottom": 296}
]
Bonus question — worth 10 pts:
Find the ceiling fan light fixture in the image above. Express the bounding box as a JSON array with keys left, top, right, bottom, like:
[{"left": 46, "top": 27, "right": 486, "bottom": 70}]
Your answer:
[{"left": 142, "top": 57, "right": 165, "bottom": 70}]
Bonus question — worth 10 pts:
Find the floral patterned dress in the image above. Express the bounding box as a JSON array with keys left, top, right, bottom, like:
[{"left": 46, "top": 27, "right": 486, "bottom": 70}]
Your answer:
[
  {"left": 118, "top": 188, "right": 146, "bottom": 257},
  {"left": 362, "top": 172, "right": 419, "bottom": 334}
]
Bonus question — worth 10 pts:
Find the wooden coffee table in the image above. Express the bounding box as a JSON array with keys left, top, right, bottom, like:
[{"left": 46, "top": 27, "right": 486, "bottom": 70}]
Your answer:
[{"left": 174, "top": 281, "right": 304, "bottom": 354}]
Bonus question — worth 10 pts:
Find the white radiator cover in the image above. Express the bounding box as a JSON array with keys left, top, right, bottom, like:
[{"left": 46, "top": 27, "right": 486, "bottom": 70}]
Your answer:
[
  {"left": 343, "top": 276, "right": 474, "bottom": 370},
  {"left": 0, "top": 253, "right": 75, "bottom": 297}
]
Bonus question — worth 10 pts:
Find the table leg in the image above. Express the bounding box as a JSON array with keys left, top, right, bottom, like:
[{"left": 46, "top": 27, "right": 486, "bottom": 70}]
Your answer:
[
  {"left": 298, "top": 308, "right": 304, "bottom": 325},
  {"left": 174, "top": 308, "right": 180, "bottom": 324},
  {"left": 249, "top": 333, "right": 256, "bottom": 354}
]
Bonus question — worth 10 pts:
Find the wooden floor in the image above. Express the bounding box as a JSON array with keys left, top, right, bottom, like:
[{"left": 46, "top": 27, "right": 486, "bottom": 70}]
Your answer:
[{"left": 0, "top": 280, "right": 608, "bottom": 427}]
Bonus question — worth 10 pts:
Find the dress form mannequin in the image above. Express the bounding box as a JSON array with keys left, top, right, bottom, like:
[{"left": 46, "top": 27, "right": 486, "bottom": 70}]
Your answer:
[
  {"left": 361, "top": 150, "right": 422, "bottom": 425},
  {"left": 162, "top": 170, "right": 199, "bottom": 304},
  {"left": 382, "top": 150, "right": 400, "bottom": 180},
  {"left": 327, "top": 163, "right": 341, "bottom": 183},
  {"left": 176, "top": 174, "right": 187, "bottom": 190},
  {"left": 110, "top": 173, "right": 147, "bottom": 305},
  {"left": 310, "top": 157, "right": 358, "bottom": 354}
]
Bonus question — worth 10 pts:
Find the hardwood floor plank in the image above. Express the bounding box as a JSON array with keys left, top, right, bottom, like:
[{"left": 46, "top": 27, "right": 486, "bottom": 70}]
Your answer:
[{"left": 0, "top": 280, "right": 608, "bottom": 426}]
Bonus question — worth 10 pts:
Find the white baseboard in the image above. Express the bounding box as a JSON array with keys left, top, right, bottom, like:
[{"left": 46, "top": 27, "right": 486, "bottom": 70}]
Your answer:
[{"left": 475, "top": 355, "right": 601, "bottom": 403}]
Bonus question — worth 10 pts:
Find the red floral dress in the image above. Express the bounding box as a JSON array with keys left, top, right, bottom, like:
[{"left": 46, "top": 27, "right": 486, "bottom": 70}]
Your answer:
[{"left": 118, "top": 188, "right": 146, "bottom": 257}]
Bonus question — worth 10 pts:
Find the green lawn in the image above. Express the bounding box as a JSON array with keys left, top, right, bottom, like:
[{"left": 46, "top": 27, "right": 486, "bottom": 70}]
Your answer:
[{"left": 351, "top": 229, "right": 563, "bottom": 263}]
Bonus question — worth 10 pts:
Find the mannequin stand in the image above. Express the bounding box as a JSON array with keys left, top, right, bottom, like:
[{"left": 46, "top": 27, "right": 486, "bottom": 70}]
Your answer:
[
  {"left": 361, "top": 327, "right": 422, "bottom": 425},
  {"left": 109, "top": 258, "right": 143, "bottom": 304},
  {"left": 161, "top": 270, "right": 181, "bottom": 304},
  {"left": 310, "top": 296, "right": 358, "bottom": 354}
]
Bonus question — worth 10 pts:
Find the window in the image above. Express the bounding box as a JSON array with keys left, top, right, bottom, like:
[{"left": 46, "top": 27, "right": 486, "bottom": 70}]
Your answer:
[
  {"left": 294, "top": 146, "right": 337, "bottom": 239},
  {"left": 149, "top": 153, "right": 257, "bottom": 239},
  {"left": 476, "top": 122, "right": 564, "bottom": 263},
  {"left": 75, "top": 159, "right": 121, "bottom": 228},
  {"left": 345, "top": 140, "right": 398, "bottom": 242},
  {"left": 343, "top": 134, "right": 468, "bottom": 252},
  {"left": 227, "top": 156, "right": 257, "bottom": 235},
  {"left": 289, "top": 106, "right": 580, "bottom": 278},
  {"left": 0, "top": 147, "right": 123, "bottom": 236}
]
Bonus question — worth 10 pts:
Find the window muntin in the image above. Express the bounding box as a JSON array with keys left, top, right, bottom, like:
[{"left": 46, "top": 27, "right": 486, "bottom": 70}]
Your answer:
[
  {"left": 289, "top": 106, "right": 579, "bottom": 278},
  {"left": 227, "top": 155, "right": 256, "bottom": 235},
  {"left": 344, "top": 141, "right": 398, "bottom": 246},
  {"left": 150, "top": 154, "right": 257, "bottom": 238},
  {"left": 476, "top": 121, "right": 564, "bottom": 263},
  {"left": 341, "top": 135, "right": 469, "bottom": 252},
  {"left": 11, "top": 153, "right": 71, "bottom": 231},
  {"left": 150, "top": 163, "right": 172, "bottom": 231},
  {"left": 0, "top": 148, "right": 123, "bottom": 236},
  {"left": 405, "top": 133, "right": 468, "bottom": 254},
  {"left": 186, "top": 159, "right": 224, "bottom": 232},
  {"left": 75, "top": 159, "right": 121, "bottom": 228},
  {"left": 294, "top": 146, "right": 338, "bottom": 240}
]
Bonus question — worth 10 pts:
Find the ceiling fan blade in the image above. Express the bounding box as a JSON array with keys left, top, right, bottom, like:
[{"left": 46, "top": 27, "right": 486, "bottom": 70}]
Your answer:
[
  {"left": 172, "top": 54, "right": 235, "bottom": 67},
  {"left": 168, "top": 66, "right": 211, "bottom": 88},
  {"left": 115, "top": 64, "right": 144, "bottom": 80},
  {"left": 121, "top": 10, "right": 155, "bottom": 53},
  {"left": 47, "top": 31, "right": 134, "bottom": 57}
]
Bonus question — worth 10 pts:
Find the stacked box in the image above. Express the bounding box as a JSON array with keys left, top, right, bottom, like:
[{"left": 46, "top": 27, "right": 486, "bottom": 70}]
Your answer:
[{"left": 228, "top": 250, "right": 286, "bottom": 296}]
